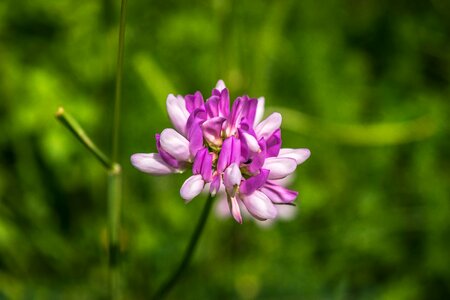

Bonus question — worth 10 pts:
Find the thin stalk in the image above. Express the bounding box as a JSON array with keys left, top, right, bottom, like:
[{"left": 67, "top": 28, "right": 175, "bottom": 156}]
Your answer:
[
  {"left": 106, "top": 0, "right": 128, "bottom": 298},
  {"left": 109, "top": 0, "right": 127, "bottom": 298},
  {"left": 108, "top": 165, "right": 122, "bottom": 300},
  {"left": 152, "top": 194, "right": 215, "bottom": 300},
  {"left": 112, "top": 0, "right": 128, "bottom": 162},
  {"left": 55, "top": 107, "right": 114, "bottom": 170}
]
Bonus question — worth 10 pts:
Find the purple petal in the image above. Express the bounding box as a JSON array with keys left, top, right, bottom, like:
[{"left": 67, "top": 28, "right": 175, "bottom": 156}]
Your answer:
[
  {"left": 239, "top": 169, "right": 270, "bottom": 195},
  {"left": 263, "top": 157, "right": 297, "bottom": 180},
  {"left": 185, "top": 91, "right": 204, "bottom": 113},
  {"left": 209, "top": 173, "right": 221, "bottom": 196},
  {"left": 260, "top": 182, "right": 298, "bottom": 204},
  {"left": 205, "top": 95, "right": 220, "bottom": 118},
  {"left": 156, "top": 133, "right": 181, "bottom": 168},
  {"left": 166, "top": 94, "right": 189, "bottom": 136},
  {"left": 193, "top": 148, "right": 213, "bottom": 182},
  {"left": 219, "top": 88, "right": 230, "bottom": 117},
  {"left": 202, "top": 117, "right": 226, "bottom": 146},
  {"left": 266, "top": 129, "right": 281, "bottom": 157},
  {"left": 217, "top": 136, "right": 241, "bottom": 172},
  {"left": 255, "top": 112, "right": 282, "bottom": 139},
  {"left": 278, "top": 148, "right": 311, "bottom": 164},
  {"left": 241, "top": 190, "right": 278, "bottom": 221},
  {"left": 247, "top": 138, "right": 267, "bottom": 174},
  {"left": 160, "top": 128, "right": 191, "bottom": 162},
  {"left": 253, "top": 97, "right": 265, "bottom": 127},
  {"left": 186, "top": 108, "right": 207, "bottom": 136},
  {"left": 229, "top": 96, "right": 258, "bottom": 133},
  {"left": 228, "top": 195, "right": 243, "bottom": 224},
  {"left": 188, "top": 123, "right": 204, "bottom": 158},
  {"left": 130, "top": 153, "right": 178, "bottom": 175},
  {"left": 180, "top": 174, "right": 205, "bottom": 202},
  {"left": 223, "top": 163, "right": 242, "bottom": 195}
]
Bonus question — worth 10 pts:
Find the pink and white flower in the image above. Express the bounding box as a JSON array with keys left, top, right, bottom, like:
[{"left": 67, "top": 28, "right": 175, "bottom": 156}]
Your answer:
[{"left": 131, "top": 80, "right": 310, "bottom": 223}]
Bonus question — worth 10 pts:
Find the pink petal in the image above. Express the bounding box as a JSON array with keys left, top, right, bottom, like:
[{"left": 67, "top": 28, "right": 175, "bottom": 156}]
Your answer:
[
  {"left": 255, "top": 112, "right": 282, "bottom": 139},
  {"left": 192, "top": 148, "right": 213, "bottom": 182},
  {"left": 166, "top": 94, "right": 189, "bottom": 136},
  {"left": 276, "top": 204, "right": 298, "bottom": 220},
  {"left": 209, "top": 173, "right": 221, "bottom": 196},
  {"left": 253, "top": 97, "right": 265, "bottom": 127},
  {"left": 185, "top": 91, "right": 204, "bottom": 113},
  {"left": 260, "top": 182, "right": 298, "bottom": 204},
  {"left": 241, "top": 190, "right": 278, "bottom": 221},
  {"left": 247, "top": 138, "right": 267, "bottom": 174},
  {"left": 160, "top": 128, "right": 191, "bottom": 162},
  {"left": 228, "top": 195, "right": 243, "bottom": 224},
  {"left": 239, "top": 169, "right": 270, "bottom": 195},
  {"left": 262, "top": 157, "right": 297, "bottom": 180},
  {"left": 188, "top": 123, "right": 204, "bottom": 157},
  {"left": 266, "top": 129, "right": 282, "bottom": 157},
  {"left": 217, "top": 136, "right": 241, "bottom": 172},
  {"left": 202, "top": 117, "right": 226, "bottom": 146},
  {"left": 130, "top": 153, "right": 178, "bottom": 175},
  {"left": 180, "top": 174, "right": 205, "bottom": 202},
  {"left": 278, "top": 148, "right": 311, "bottom": 164},
  {"left": 214, "top": 193, "right": 230, "bottom": 219}
]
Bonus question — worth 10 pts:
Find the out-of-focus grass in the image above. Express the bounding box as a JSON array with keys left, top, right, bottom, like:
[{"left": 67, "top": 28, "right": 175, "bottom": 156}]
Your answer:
[{"left": 0, "top": 0, "right": 449, "bottom": 299}]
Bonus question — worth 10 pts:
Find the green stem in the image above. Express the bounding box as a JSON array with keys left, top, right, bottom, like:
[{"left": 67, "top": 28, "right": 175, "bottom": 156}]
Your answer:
[
  {"left": 112, "top": 0, "right": 128, "bottom": 162},
  {"left": 109, "top": 0, "right": 127, "bottom": 298},
  {"left": 55, "top": 107, "right": 114, "bottom": 170},
  {"left": 108, "top": 165, "right": 122, "bottom": 300},
  {"left": 152, "top": 194, "right": 215, "bottom": 300}
]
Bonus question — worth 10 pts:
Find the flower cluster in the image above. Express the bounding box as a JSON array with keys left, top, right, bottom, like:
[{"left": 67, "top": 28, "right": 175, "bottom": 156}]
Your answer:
[{"left": 131, "top": 80, "right": 310, "bottom": 223}]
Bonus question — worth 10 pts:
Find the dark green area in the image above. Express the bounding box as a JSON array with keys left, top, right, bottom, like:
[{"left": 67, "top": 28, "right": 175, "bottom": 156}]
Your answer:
[{"left": 0, "top": 0, "right": 449, "bottom": 299}]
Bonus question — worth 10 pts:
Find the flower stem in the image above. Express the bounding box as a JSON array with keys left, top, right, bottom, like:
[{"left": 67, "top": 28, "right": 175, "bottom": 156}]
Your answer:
[
  {"left": 109, "top": 0, "right": 127, "bottom": 298},
  {"left": 112, "top": 0, "right": 128, "bottom": 162},
  {"left": 108, "top": 165, "right": 122, "bottom": 300},
  {"left": 152, "top": 194, "right": 215, "bottom": 300},
  {"left": 55, "top": 107, "right": 114, "bottom": 170}
]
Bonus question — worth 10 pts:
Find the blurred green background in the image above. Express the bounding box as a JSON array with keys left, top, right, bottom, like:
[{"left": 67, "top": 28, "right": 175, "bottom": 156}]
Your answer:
[{"left": 0, "top": 0, "right": 449, "bottom": 299}]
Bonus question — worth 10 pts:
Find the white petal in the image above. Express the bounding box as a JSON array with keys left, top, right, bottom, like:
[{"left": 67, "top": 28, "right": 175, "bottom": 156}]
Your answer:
[
  {"left": 241, "top": 190, "right": 277, "bottom": 220},
  {"left": 214, "top": 193, "right": 230, "bottom": 219},
  {"left": 160, "top": 128, "right": 191, "bottom": 162},
  {"left": 223, "top": 163, "right": 242, "bottom": 194},
  {"left": 253, "top": 97, "right": 265, "bottom": 127},
  {"left": 166, "top": 94, "right": 190, "bottom": 136},
  {"left": 278, "top": 148, "right": 311, "bottom": 165},
  {"left": 180, "top": 174, "right": 205, "bottom": 202},
  {"left": 215, "top": 79, "right": 226, "bottom": 92},
  {"left": 242, "top": 132, "right": 260, "bottom": 153},
  {"left": 255, "top": 112, "right": 282, "bottom": 139},
  {"left": 130, "top": 153, "right": 176, "bottom": 175},
  {"left": 276, "top": 205, "right": 298, "bottom": 220},
  {"left": 228, "top": 195, "right": 243, "bottom": 223},
  {"left": 270, "top": 175, "right": 295, "bottom": 187},
  {"left": 263, "top": 157, "right": 297, "bottom": 180}
]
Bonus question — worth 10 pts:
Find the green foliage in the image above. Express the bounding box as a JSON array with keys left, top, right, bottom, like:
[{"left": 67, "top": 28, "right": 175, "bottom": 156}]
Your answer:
[{"left": 0, "top": 0, "right": 449, "bottom": 298}]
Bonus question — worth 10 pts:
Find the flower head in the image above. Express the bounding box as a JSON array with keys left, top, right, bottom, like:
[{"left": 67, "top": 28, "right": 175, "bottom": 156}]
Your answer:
[{"left": 131, "top": 80, "right": 310, "bottom": 223}]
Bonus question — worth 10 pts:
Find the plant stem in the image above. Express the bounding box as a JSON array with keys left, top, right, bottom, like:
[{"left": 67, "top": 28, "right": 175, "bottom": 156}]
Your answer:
[
  {"left": 55, "top": 107, "right": 114, "bottom": 170},
  {"left": 108, "top": 165, "right": 122, "bottom": 300},
  {"left": 109, "top": 0, "right": 127, "bottom": 298},
  {"left": 112, "top": 0, "right": 128, "bottom": 162},
  {"left": 152, "top": 194, "right": 215, "bottom": 300}
]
